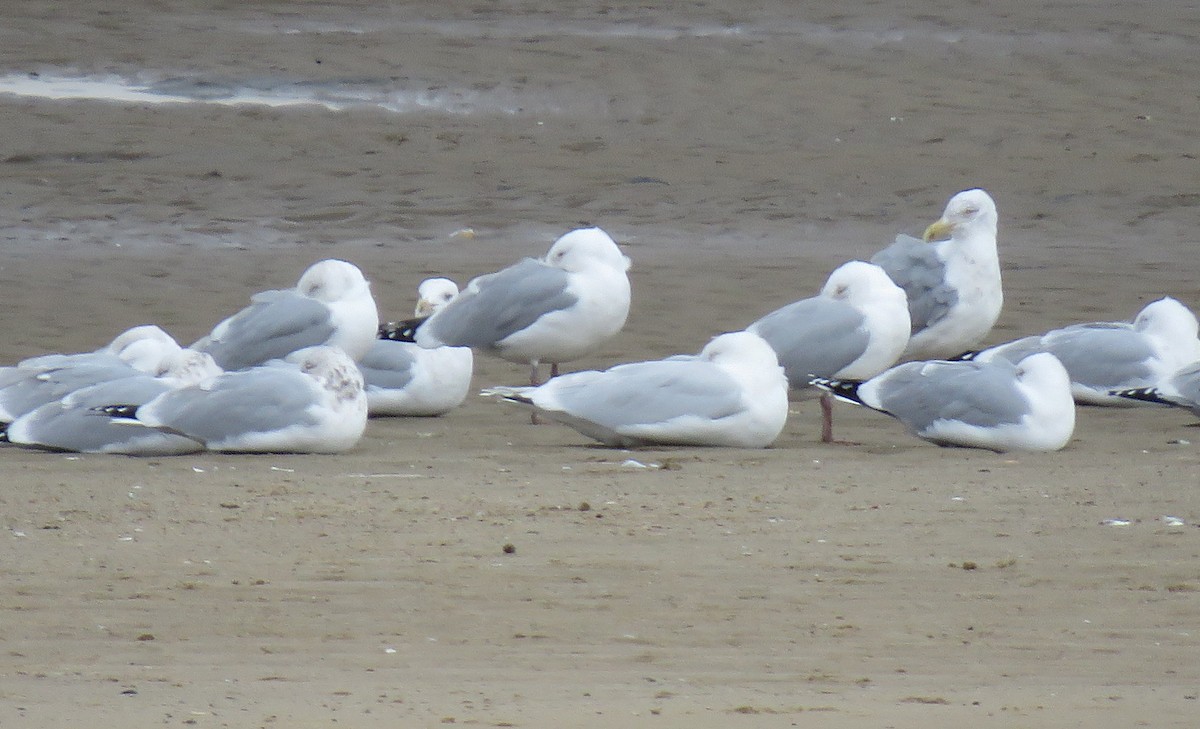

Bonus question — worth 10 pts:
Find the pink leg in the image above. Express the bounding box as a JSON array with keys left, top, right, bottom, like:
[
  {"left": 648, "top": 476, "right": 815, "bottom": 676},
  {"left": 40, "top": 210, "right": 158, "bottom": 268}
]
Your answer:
[{"left": 820, "top": 393, "right": 835, "bottom": 444}]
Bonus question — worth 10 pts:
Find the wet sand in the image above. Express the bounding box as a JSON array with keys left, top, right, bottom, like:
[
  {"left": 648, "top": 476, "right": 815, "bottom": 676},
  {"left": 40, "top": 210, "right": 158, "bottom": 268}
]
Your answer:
[{"left": 1, "top": 2, "right": 1199, "bottom": 727}]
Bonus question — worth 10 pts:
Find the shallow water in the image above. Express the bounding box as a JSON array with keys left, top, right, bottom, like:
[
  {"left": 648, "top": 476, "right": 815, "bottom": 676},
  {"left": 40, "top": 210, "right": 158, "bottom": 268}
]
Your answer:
[
  {"left": 0, "top": 72, "right": 578, "bottom": 116},
  {"left": 0, "top": 3, "right": 1196, "bottom": 260}
]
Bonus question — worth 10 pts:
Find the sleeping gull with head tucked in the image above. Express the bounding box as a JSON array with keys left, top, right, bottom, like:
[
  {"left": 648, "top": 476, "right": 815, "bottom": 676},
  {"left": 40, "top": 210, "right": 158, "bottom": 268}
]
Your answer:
[
  {"left": 358, "top": 277, "right": 474, "bottom": 416},
  {"left": 98, "top": 345, "right": 367, "bottom": 454},
  {"left": 484, "top": 331, "right": 788, "bottom": 448},
  {"left": 814, "top": 352, "right": 1075, "bottom": 452},
  {"left": 747, "top": 260, "right": 910, "bottom": 443},
  {"left": 871, "top": 188, "right": 1002, "bottom": 360},
  {"left": 968, "top": 297, "right": 1200, "bottom": 405},
  {"left": 0, "top": 332, "right": 185, "bottom": 422},
  {"left": 5, "top": 348, "right": 222, "bottom": 455},
  {"left": 7, "top": 324, "right": 180, "bottom": 377},
  {"left": 380, "top": 227, "right": 631, "bottom": 387},
  {"left": 193, "top": 259, "right": 379, "bottom": 371}
]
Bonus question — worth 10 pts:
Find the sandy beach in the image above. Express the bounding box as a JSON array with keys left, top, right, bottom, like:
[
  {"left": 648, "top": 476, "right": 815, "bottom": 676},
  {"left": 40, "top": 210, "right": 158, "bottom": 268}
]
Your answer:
[{"left": 2, "top": 2, "right": 1199, "bottom": 727}]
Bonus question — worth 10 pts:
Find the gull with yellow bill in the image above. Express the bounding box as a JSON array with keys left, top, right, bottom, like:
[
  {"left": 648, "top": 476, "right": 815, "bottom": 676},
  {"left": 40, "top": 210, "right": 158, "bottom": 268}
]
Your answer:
[{"left": 871, "top": 188, "right": 1002, "bottom": 360}]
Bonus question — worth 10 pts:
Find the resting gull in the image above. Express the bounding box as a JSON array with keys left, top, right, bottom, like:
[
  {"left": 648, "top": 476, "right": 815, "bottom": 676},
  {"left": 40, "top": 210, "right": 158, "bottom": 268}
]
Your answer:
[
  {"left": 968, "top": 297, "right": 1200, "bottom": 405},
  {"left": 484, "top": 331, "right": 788, "bottom": 448},
  {"left": 747, "top": 260, "right": 910, "bottom": 442},
  {"left": 359, "top": 277, "right": 474, "bottom": 416},
  {"left": 193, "top": 259, "right": 379, "bottom": 370},
  {"left": 871, "top": 188, "right": 1002, "bottom": 360},
  {"left": 99, "top": 345, "right": 367, "bottom": 454},
  {"left": 5, "top": 349, "right": 222, "bottom": 455},
  {"left": 814, "top": 352, "right": 1075, "bottom": 452},
  {"left": 0, "top": 333, "right": 184, "bottom": 422},
  {"left": 380, "top": 227, "right": 631, "bottom": 387},
  {"left": 7, "top": 324, "right": 180, "bottom": 377}
]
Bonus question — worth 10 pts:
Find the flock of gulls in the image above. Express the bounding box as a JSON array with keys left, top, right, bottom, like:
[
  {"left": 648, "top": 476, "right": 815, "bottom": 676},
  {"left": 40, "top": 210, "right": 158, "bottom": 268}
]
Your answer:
[{"left": 3, "top": 187, "right": 1199, "bottom": 456}]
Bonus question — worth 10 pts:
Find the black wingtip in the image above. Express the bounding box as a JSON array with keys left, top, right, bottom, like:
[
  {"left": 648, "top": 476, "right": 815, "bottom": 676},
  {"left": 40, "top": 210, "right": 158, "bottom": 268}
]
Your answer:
[
  {"left": 1111, "top": 386, "right": 1172, "bottom": 407},
  {"left": 949, "top": 349, "right": 981, "bottom": 361},
  {"left": 809, "top": 376, "right": 867, "bottom": 406},
  {"left": 501, "top": 393, "right": 536, "bottom": 408},
  {"left": 378, "top": 315, "right": 428, "bottom": 343},
  {"left": 93, "top": 404, "right": 140, "bottom": 419}
]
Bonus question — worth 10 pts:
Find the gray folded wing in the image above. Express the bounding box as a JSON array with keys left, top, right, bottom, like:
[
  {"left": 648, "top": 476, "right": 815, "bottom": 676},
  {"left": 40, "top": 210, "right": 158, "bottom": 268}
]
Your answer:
[
  {"left": 140, "top": 364, "right": 319, "bottom": 443},
  {"left": 358, "top": 340, "right": 418, "bottom": 391},
  {"left": 423, "top": 258, "right": 577, "bottom": 348},
  {"left": 1039, "top": 326, "right": 1154, "bottom": 389},
  {"left": 542, "top": 360, "right": 744, "bottom": 429},
  {"left": 7, "top": 376, "right": 200, "bottom": 454},
  {"left": 15, "top": 350, "right": 123, "bottom": 373},
  {"left": 194, "top": 291, "right": 336, "bottom": 370},
  {"left": 749, "top": 298, "right": 870, "bottom": 387},
  {"left": 0, "top": 359, "right": 142, "bottom": 421},
  {"left": 875, "top": 359, "right": 1029, "bottom": 432},
  {"left": 2, "top": 351, "right": 129, "bottom": 388},
  {"left": 986, "top": 324, "right": 1153, "bottom": 389},
  {"left": 974, "top": 335, "right": 1044, "bottom": 364},
  {"left": 871, "top": 234, "right": 955, "bottom": 332}
]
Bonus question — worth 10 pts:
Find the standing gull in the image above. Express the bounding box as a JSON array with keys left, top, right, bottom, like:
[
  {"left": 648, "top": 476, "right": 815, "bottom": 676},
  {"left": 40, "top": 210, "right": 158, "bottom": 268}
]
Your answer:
[
  {"left": 380, "top": 227, "right": 631, "bottom": 387},
  {"left": 814, "top": 352, "right": 1075, "bottom": 452},
  {"left": 485, "top": 331, "right": 789, "bottom": 448},
  {"left": 747, "top": 260, "right": 910, "bottom": 443},
  {"left": 359, "top": 277, "right": 474, "bottom": 416},
  {"left": 99, "top": 346, "right": 367, "bottom": 454},
  {"left": 871, "top": 188, "right": 1002, "bottom": 360},
  {"left": 193, "top": 259, "right": 379, "bottom": 370},
  {"left": 969, "top": 297, "right": 1200, "bottom": 405}
]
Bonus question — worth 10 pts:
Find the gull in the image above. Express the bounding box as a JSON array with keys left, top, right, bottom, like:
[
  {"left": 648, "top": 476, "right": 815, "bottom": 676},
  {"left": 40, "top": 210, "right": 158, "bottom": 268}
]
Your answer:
[
  {"left": 814, "top": 352, "right": 1075, "bottom": 452},
  {"left": 98, "top": 345, "right": 367, "bottom": 454},
  {"left": 871, "top": 188, "right": 1002, "bottom": 360},
  {"left": 747, "top": 260, "right": 910, "bottom": 442},
  {"left": 5, "top": 349, "right": 222, "bottom": 455},
  {"left": 358, "top": 278, "right": 474, "bottom": 416},
  {"left": 380, "top": 227, "right": 631, "bottom": 387},
  {"left": 193, "top": 259, "right": 379, "bottom": 370},
  {"left": 968, "top": 297, "right": 1200, "bottom": 405},
  {"left": 484, "top": 331, "right": 789, "bottom": 448},
  {"left": 0, "top": 332, "right": 184, "bottom": 422},
  {"left": 6, "top": 324, "right": 179, "bottom": 377}
]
